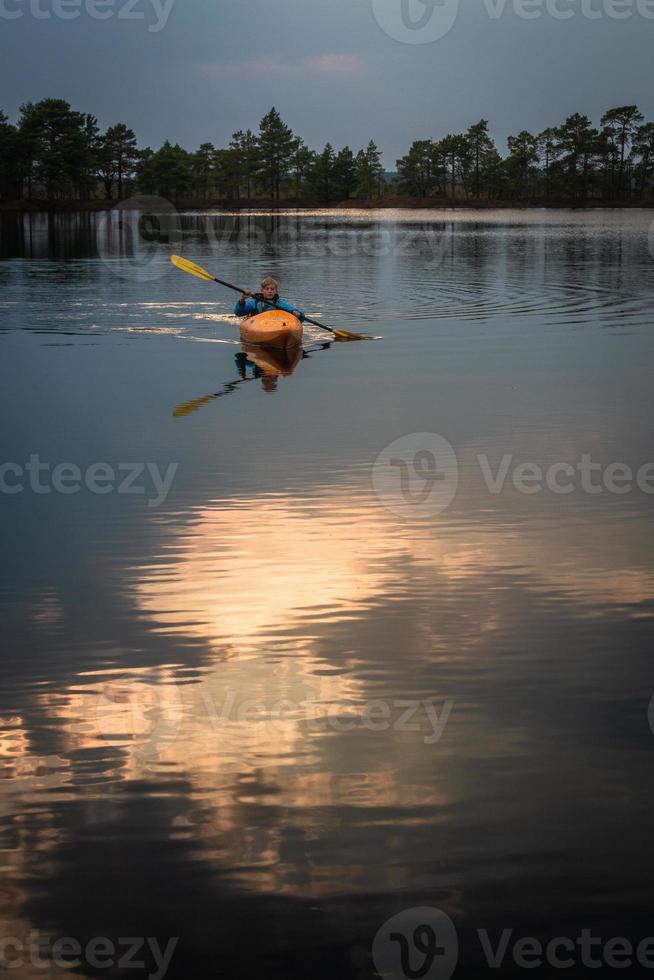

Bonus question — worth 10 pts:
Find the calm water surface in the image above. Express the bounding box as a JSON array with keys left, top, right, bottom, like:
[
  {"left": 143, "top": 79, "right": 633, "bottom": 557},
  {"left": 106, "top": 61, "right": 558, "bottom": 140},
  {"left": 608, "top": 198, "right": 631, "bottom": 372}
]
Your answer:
[{"left": 1, "top": 209, "right": 653, "bottom": 978}]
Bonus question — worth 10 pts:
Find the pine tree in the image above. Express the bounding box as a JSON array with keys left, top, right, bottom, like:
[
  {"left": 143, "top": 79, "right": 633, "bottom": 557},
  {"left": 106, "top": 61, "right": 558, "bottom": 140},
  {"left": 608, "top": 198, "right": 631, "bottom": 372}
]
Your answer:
[
  {"left": 439, "top": 134, "right": 468, "bottom": 200},
  {"left": 552, "top": 114, "right": 600, "bottom": 201},
  {"left": 191, "top": 143, "right": 216, "bottom": 199},
  {"left": 505, "top": 131, "right": 539, "bottom": 198},
  {"left": 396, "top": 140, "right": 436, "bottom": 197},
  {"left": 332, "top": 146, "right": 357, "bottom": 200},
  {"left": 257, "top": 108, "right": 296, "bottom": 202},
  {"left": 311, "top": 143, "right": 336, "bottom": 202},
  {"left": 291, "top": 141, "right": 316, "bottom": 199},
  {"left": 213, "top": 148, "right": 242, "bottom": 200},
  {"left": 0, "top": 111, "right": 18, "bottom": 200},
  {"left": 355, "top": 140, "right": 384, "bottom": 198},
  {"left": 18, "top": 99, "right": 98, "bottom": 199},
  {"left": 600, "top": 105, "right": 644, "bottom": 198},
  {"left": 230, "top": 129, "right": 260, "bottom": 199},
  {"left": 466, "top": 120, "right": 495, "bottom": 198},
  {"left": 136, "top": 141, "right": 192, "bottom": 199},
  {"left": 538, "top": 128, "right": 559, "bottom": 199},
  {"left": 98, "top": 123, "right": 139, "bottom": 200},
  {"left": 633, "top": 122, "right": 654, "bottom": 199}
]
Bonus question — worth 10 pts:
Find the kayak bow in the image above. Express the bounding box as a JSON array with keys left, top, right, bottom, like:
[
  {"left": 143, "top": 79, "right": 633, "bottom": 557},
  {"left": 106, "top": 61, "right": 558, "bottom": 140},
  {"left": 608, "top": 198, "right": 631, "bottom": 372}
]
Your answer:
[{"left": 240, "top": 309, "right": 303, "bottom": 349}]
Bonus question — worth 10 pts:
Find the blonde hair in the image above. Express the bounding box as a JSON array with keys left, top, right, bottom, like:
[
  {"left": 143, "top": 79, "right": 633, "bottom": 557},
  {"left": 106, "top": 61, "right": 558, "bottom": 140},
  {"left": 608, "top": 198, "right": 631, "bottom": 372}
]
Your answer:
[{"left": 261, "top": 276, "right": 278, "bottom": 290}]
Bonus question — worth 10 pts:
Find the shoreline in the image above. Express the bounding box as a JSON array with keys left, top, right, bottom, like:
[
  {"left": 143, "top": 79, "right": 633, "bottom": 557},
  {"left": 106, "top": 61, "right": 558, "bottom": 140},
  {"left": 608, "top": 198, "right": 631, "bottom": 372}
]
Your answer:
[{"left": 1, "top": 197, "right": 653, "bottom": 214}]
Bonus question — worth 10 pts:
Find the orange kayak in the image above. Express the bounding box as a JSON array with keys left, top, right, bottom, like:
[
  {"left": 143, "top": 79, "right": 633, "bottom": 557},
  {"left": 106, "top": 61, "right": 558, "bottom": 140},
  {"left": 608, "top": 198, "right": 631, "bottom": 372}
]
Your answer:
[{"left": 240, "top": 310, "right": 303, "bottom": 349}]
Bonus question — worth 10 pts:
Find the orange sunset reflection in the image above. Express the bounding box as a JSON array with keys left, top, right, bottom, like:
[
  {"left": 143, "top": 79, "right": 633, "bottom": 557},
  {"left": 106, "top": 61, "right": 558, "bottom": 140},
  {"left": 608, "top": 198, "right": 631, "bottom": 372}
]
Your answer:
[{"left": 4, "top": 488, "right": 652, "bottom": 904}]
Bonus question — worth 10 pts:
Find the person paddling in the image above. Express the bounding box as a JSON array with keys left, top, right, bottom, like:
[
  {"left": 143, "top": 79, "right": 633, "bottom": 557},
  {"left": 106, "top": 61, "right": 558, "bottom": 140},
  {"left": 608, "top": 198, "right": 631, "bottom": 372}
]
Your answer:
[{"left": 234, "top": 276, "right": 305, "bottom": 322}]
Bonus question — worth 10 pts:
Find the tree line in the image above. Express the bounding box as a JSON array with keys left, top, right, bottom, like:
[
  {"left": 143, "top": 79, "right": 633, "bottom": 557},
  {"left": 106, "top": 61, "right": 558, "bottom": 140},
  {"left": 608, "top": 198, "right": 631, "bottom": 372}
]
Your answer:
[
  {"left": 0, "top": 102, "right": 384, "bottom": 204},
  {"left": 396, "top": 108, "right": 654, "bottom": 202},
  {"left": 1, "top": 100, "right": 653, "bottom": 205}
]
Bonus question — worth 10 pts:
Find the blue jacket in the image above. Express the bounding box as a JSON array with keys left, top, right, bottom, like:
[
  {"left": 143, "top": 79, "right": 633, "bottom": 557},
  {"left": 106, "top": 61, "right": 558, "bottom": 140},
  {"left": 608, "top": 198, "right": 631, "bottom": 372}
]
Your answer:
[{"left": 234, "top": 294, "right": 305, "bottom": 322}]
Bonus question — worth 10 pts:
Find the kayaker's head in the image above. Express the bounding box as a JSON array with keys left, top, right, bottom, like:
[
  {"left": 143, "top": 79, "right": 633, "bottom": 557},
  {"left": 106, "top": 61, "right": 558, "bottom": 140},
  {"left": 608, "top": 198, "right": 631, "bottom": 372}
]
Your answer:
[{"left": 260, "top": 277, "right": 278, "bottom": 302}]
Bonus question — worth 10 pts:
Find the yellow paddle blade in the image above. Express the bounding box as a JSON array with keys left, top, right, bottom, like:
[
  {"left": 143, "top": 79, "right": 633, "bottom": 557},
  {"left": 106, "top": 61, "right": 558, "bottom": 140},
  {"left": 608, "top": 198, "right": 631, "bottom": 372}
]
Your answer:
[
  {"left": 170, "top": 255, "right": 216, "bottom": 283},
  {"left": 331, "top": 328, "right": 373, "bottom": 341},
  {"left": 172, "top": 394, "right": 215, "bottom": 418}
]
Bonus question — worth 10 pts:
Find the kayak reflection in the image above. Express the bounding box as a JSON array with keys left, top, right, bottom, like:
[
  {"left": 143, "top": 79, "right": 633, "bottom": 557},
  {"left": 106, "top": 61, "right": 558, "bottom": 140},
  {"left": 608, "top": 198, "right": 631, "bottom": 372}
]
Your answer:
[
  {"left": 237, "top": 341, "right": 303, "bottom": 393},
  {"left": 172, "top": 341, "right": 331, "bottom": 418}
]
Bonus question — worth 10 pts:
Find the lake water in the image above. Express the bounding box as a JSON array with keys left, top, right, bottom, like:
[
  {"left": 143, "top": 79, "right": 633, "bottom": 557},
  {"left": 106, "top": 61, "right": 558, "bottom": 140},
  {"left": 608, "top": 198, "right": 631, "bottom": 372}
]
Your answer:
[{"left": 1, "top": 207, "right": 654, "bottom": 978}]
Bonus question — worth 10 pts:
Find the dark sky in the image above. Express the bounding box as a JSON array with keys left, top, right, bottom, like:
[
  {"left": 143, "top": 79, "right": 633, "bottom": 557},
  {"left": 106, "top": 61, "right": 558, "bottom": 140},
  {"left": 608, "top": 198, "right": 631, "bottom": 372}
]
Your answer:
[{"left": 1, "top": 0, "right": 653, "bottom": 165}]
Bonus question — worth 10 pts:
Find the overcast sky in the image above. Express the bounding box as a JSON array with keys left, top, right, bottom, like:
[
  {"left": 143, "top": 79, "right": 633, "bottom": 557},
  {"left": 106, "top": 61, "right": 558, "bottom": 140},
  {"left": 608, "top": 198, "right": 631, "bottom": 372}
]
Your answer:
[{"left": 1, "top": 0, "right": 653, "bottom": 166}]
